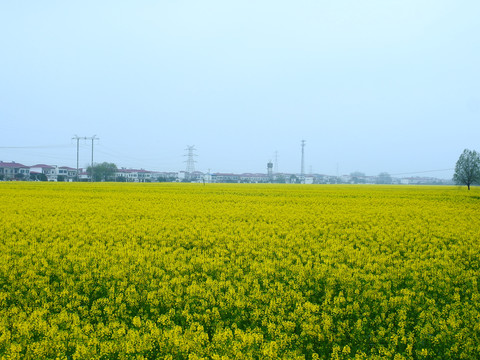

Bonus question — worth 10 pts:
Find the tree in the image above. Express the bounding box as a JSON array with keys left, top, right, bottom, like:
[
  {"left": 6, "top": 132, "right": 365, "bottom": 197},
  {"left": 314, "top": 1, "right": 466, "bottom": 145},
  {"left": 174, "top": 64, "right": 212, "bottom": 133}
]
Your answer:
[
  {"left": 289, "top": 175, "right": 299, "bottom": 184},
  {"left": 274, "top": 174, "right": 286, "bottom": 184},
  {"left": 350, "top": 171, "right": 366, "bottom": 184},
  {"left": 31, "top": 173, "right": 47, "bottom": 181},
  {"left": 377, "top": 172, "right": 392, "bottom": 184},
  {"left": 453, "top": 149, "right": 480, "bottom": 190},
  {"left": 87, "top": 162, "right": 118, "bottom": 182}
]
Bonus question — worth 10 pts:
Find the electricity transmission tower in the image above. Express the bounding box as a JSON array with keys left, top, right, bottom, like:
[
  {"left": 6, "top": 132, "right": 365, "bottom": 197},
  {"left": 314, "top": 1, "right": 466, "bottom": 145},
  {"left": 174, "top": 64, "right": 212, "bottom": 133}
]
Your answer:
[{"left": 184, "top": 145, "right": 197, "bottom": 179}]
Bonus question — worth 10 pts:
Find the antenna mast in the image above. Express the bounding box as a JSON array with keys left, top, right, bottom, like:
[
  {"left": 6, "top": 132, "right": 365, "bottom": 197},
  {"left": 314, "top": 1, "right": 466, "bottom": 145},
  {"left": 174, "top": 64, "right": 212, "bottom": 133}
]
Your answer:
[
  {"left": 301, "top": 140, "right": 306, "bottom": 176},
  {"left": 274, "top": 150, "right": 279, "bottom": 174}
]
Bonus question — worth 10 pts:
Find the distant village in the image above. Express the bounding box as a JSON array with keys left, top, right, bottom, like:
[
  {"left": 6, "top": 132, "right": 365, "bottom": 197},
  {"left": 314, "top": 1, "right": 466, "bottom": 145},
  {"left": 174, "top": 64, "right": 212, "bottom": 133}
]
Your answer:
[{"left": 0, "top": 160, "right": 453, "bottom": 185}]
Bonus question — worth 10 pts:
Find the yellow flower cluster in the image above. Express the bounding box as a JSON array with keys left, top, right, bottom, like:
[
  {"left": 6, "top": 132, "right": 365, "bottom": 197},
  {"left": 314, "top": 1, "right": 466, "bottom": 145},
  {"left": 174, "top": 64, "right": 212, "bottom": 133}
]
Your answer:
[{"left": 0, "top": 183, "right": 479, "bottom": 359}]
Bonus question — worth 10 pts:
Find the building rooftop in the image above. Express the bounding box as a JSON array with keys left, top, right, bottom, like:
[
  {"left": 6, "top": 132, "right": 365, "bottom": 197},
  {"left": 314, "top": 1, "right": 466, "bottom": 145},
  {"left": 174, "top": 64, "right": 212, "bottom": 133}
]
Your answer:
[
  {"left": 31, "top": 164, "right": 55, "bottom": 169},
  {"left": 0, "top": 161, "right": 29, "bottom": 168}
]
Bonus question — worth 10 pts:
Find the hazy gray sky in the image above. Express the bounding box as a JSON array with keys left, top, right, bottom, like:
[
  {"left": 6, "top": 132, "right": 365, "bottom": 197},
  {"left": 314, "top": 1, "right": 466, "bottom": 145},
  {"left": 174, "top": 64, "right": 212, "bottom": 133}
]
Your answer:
[{"left": 1, "top": 1, "right": 479, "bottom": 178}]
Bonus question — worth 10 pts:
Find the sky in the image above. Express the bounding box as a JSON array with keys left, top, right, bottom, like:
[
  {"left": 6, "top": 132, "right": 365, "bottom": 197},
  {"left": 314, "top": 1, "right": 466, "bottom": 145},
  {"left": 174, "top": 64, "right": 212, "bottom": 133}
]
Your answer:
[{"left": 1, "top": 1, "right": 479, "bottom": 178}]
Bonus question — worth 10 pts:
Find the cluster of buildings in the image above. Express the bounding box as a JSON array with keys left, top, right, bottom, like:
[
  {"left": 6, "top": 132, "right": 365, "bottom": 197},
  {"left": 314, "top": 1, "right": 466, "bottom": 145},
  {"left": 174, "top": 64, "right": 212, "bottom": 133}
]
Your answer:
[
  {"left": 0, "top": 161, "right": 287, "bottom": 183},
  {"left": 335, "top": 173, "right": 452, "bottom": 185},
  {"left": 0, "top": 162, "right": 77, "bottom": 181},
  {"left": 0, "top": 161, "right": 176, "bottom": 182},
  {"left": 0, "top": 161, "right": 452, "bottom": 185}
]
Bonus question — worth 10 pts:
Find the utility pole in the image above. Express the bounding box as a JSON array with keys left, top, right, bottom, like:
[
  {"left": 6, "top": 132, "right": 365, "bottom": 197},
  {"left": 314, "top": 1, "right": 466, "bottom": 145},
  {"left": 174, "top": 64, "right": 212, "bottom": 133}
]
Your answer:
[
  {"left": 72, "top": 135, "right": 98, "bottom": 182},
  {"left": 89, "top": 135, "right": 98, "bottom": 182},
  {"left": 72, "top": 135, "right": 85, "bottom": 182},
  {"left": 206, "top": 168, "right": 211, "bottom": 184}
]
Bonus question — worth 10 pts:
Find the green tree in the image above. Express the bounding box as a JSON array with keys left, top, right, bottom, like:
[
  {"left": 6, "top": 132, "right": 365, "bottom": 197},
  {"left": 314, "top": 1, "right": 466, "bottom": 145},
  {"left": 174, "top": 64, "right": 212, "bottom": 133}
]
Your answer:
[
  {"left": 377, "top": 172, "right": 392, "bottom": 184},
  {"left": 453, "top": 149, "right": 480, "bottom": 190},
  {"left": 87, "top": 162, "right": 118, "bottom": 182},
  {"left": 31, "top": 173, "right": 47, "bottom": 181},
  {"left": 350, "top": 171, "right": 366, "bottom": 184},
  {"left": 274, "top": 174, "right": 286, "bottom": 183}
]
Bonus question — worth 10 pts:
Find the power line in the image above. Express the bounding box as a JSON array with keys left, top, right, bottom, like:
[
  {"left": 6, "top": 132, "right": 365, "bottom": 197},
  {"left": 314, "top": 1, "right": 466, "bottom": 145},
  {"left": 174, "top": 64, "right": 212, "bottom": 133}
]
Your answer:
[
  {"left": 0, "top": 145, "right": 73, "bottom": 149},
  {"left": 390, "top": 168, "right": 454, "bottom": 176},
  {"left": 96, "top": 144, "right": 160, "bottom": 162},
  {"left": 72, "top": 135, "right": 98, "bottom": 181},
  {"left": 90, "top": 145, "right": 176, "bottom": 172}
]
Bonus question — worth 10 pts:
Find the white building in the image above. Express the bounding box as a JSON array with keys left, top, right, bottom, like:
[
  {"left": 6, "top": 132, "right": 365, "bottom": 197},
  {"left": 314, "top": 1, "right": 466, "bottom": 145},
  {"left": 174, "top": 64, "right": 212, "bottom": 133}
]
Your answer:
[
  {"left": 0, "top": 161, "right": 30, "bottom": 180},
  {"left": 304, "top": 176, "right": 314, "bottom": 184},
  {"left": 115, "top": 169, "right": 152, "bottom": 182},
  {"left": 239, "top": 173, "right": 269, "bottom": 183},
  {"left": 57, "top": 166, "right": 78, "bottom": 181},
  {"left": 30, "top": 164, "right": 57, "bottom": 181}
]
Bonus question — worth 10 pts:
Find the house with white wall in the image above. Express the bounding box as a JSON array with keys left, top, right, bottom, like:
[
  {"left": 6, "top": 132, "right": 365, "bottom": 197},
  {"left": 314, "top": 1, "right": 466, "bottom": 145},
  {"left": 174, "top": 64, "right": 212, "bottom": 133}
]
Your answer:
[
  {"left": 115, "top": 168, "right": 153, "bottom": 182},
  {"left": 30, "top": 164, "right": 58, "bottom": 181},
  {"left": 0, "top": 161, "right": 30, "bottom": 180},
  {"left": 57, "top": 166, "right": 77, "bottom": 181}
]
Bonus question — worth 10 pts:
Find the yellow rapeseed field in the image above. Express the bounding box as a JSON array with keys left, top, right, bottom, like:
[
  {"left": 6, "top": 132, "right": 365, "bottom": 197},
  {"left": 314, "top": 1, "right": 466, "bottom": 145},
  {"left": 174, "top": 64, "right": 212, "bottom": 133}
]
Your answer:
[{"left": 0, "top": 182, "right": 479, "bottom": 359}]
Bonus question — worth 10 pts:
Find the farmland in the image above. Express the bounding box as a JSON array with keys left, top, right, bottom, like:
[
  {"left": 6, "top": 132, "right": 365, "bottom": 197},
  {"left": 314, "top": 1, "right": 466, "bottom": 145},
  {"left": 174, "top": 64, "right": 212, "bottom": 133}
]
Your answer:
[{"left": 0, "top": 183, "right": 479, "bottom": 359}]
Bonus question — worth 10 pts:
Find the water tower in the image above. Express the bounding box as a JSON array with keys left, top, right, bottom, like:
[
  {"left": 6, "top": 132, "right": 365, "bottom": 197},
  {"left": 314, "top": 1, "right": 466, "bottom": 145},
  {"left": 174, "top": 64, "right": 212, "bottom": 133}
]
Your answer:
[{"left": 267, "top": 161, "right": 273, "bottom": 180}]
